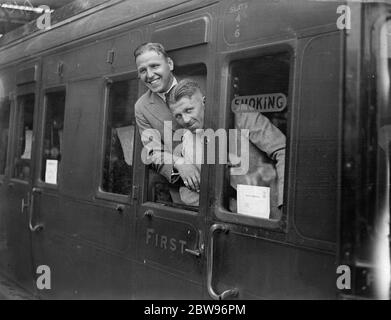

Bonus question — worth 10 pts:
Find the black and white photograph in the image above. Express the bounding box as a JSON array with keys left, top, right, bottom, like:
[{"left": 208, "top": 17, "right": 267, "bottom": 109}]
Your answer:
[{"left": 0, "top": 0, "right": 390, "bottom": 302}]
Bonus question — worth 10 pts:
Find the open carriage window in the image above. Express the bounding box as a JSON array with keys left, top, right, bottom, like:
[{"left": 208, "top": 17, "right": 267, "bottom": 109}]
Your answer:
[
  {"left": 145, "top": 63, "right": 207, "bottom": 210},
  {"left": 101, "top": 79, "right": 138, "bottom": 195},
  {"left": 13, "top": 94, "right": 35, "bottom": 181},
  {"left": 224, "top": 52, "right": 290, "bottom": 220},
  {"left": 0, "top": 97, "right": 11, "bottom": 176},
  {"left": 41, "top": 90, "right": 66, "bottom": 185}
]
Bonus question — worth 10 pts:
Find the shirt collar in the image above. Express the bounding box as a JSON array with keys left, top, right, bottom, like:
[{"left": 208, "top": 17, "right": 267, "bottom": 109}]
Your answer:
[{"left": 157, "top": 77, "right": 178, "bottom": 102}]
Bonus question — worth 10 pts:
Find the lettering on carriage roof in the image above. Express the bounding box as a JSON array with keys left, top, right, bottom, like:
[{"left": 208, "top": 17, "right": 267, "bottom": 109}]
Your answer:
[
  {"left": 231, "top": 93, "right": 287, "bottom": 113},
  {"left": 229, "top": 2, "right": 248, "bottom": 14},
  {"left": 145, "top": 228, "right": 187, "bottom": 255}
]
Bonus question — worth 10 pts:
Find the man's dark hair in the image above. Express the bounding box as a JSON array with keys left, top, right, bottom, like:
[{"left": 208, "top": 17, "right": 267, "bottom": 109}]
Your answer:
[
  {"left": 167, "top": 79, "right": 201, "bottom": 106},
  {"left": 133, "top": 42, "right": 169, "bottom": 60}
]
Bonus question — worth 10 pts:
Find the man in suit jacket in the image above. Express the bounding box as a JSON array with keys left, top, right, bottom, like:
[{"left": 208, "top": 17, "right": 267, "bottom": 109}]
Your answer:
[
  {"left": 167, "top": 79, "right": 285, "bottom": 217},
  {"left": 134, "top": 43, "right": 201, "bottom": 196}
]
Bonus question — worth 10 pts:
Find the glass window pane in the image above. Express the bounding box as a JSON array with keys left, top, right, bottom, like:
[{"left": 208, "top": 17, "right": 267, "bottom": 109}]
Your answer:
[
  {"left": 13, "top": 94, "right": 35, "bottom": 180},
  {"left": 102, "top": 79, "right": 138, "bottom": 195},
  {"left": 379, "top": 20, "right": 391, "bottom": 109},
  {"left": 41, "top": 91, "right": 65, "bottom": 185},
  {"left": 0, "top": 97, "right": 11, "bottom": 175},
  {"left": 226, "top": 53, "right": 289, "bottom": 220}
]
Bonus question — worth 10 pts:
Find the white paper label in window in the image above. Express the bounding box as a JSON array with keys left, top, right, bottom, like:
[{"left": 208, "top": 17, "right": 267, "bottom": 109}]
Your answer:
[
  {"left": 21, "top": 130, "right": 32, "bottom": 159},
  {"left": 116, "top": 126, "right": 135, "bottom": 166},
  {"left": 237, "top": 184, "right": 270, "bottom": 219},
  {"left": 45, "top": 159, "right": 58, "bottom": 184}
]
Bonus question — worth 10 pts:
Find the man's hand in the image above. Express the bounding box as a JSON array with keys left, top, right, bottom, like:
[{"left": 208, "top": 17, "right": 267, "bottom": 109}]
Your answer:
[{"left": 174, "top": 157, "right": 201, "bottom": 192}]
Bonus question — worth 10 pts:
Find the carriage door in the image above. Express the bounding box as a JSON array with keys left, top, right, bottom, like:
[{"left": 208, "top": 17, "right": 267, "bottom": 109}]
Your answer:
[
  {"left": 133, "top": 18, "right": 212, "bottom": 299},
  {"left": 134, "top": 60, "right": 209, "bottom": 299},
  {"left": 205, "top": 51, "right": 293, "bottom": 300},
  {"left": 207, "top": 34, "right": 342, "bottom": 298},
  {"left": 5, "top": 63, "right": 40, "bottom": 293}
]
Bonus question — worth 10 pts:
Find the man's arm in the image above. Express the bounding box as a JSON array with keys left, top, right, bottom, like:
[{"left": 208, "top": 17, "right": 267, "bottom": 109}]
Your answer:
[
  {"left": 236, "top": 113, "right": 286, "bottom": 206},
  {"left": 135, "top": 105, "right": 176, "bottom": 182},
  {"left": 135, "top": 100, "right": 202, "bottom": 189}
]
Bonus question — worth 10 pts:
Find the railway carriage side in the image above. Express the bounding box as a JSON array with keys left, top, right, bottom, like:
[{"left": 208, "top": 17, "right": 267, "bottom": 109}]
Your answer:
[{"left": 0, "top": 0, "right": 389, "bottom": 299}]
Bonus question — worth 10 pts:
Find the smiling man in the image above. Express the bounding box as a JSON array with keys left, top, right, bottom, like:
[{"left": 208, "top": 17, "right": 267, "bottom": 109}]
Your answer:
[{"left": 134, "top": 43, "right": 201, "bottom": 199}]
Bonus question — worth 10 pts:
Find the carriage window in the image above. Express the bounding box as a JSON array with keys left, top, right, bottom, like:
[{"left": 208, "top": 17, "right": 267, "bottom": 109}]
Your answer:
[
  {"left": 13, "top": 94, "right": 35, "bottom": 180},
  {"left": 102, "top": 79, "right": 138, "bottom": 195},
  {"left": 378, "top": 20, "right": 391, "bottom": 110},
  {"left": 145, "top": 63, "right": 207, "bottom": 210},
  {"left": 225, "top": 52, "right": 290, "bottom": 220},
  {"left": 0, "top": 97, "right": 11, "bottom": 176},
  {"left": 41, "top": 91, "right": 65, "bottom": 185}
]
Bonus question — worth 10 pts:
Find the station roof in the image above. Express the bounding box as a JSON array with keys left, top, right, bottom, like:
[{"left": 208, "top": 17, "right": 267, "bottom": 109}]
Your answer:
[{"left": 0, "top": 0, "right": 75, "bottom": 37}]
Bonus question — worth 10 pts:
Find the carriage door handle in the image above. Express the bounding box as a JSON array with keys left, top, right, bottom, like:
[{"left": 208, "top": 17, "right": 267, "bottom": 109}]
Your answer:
[
  {"left": 185, "top": 230, "right": 204, "bottom": 258},
  {"left": 29, "top": 187, "right": 43, "bottom": 232},
  {"left": 207, "top": 224, "right": 239, "bottom": 300},
  {"left": 21, "top": 193, "right": 30, "bottom": 213},
  {"left": 185, "top": 248, "right": 201, "bottom": 257}
]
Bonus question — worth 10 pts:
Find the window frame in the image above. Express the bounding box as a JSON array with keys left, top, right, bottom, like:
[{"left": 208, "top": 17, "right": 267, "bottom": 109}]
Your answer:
[
  {"left": 35, "top": 85, "right": 67, "bottom": 190},
  {"left": 9, "top": 85, "right": 37, "bottom": 184},
  {"left": 214, "top": 42, "right": 295, "bottom": 232},
  {"left": 137, "top": 62, "right": 209, "bottom": 214},
  {"left": 0, "top": 95, "right": 12, "bottom": 180},
  {"left": 95, "top": 71, "right": 139, "bottom": 204}
]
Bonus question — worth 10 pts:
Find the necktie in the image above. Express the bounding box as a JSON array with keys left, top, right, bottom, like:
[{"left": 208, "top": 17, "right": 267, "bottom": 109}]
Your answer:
[{"left": 164, "top": 90, "right": 172, "bottom": 106}]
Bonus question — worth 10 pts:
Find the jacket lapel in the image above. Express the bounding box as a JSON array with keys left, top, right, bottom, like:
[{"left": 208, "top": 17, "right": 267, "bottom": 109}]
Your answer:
[{"left": 145, "top": 91, "right": 181, "bottom": 132}]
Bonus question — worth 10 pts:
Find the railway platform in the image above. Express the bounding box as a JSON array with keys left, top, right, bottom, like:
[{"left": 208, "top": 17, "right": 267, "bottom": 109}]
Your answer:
[{"left": 0, "top": 273, "right": 36, "bottom": 300}]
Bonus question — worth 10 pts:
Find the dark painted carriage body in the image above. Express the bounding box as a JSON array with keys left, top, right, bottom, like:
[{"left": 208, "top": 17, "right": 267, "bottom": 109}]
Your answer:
[{"left": 0, "top": 0, "right": 389, "bottom": 299}]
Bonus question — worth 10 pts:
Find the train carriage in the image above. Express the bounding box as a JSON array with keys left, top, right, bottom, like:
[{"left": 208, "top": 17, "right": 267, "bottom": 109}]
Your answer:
[{"left": 0, "top": 0, "right": 390, "bottom": 299}]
